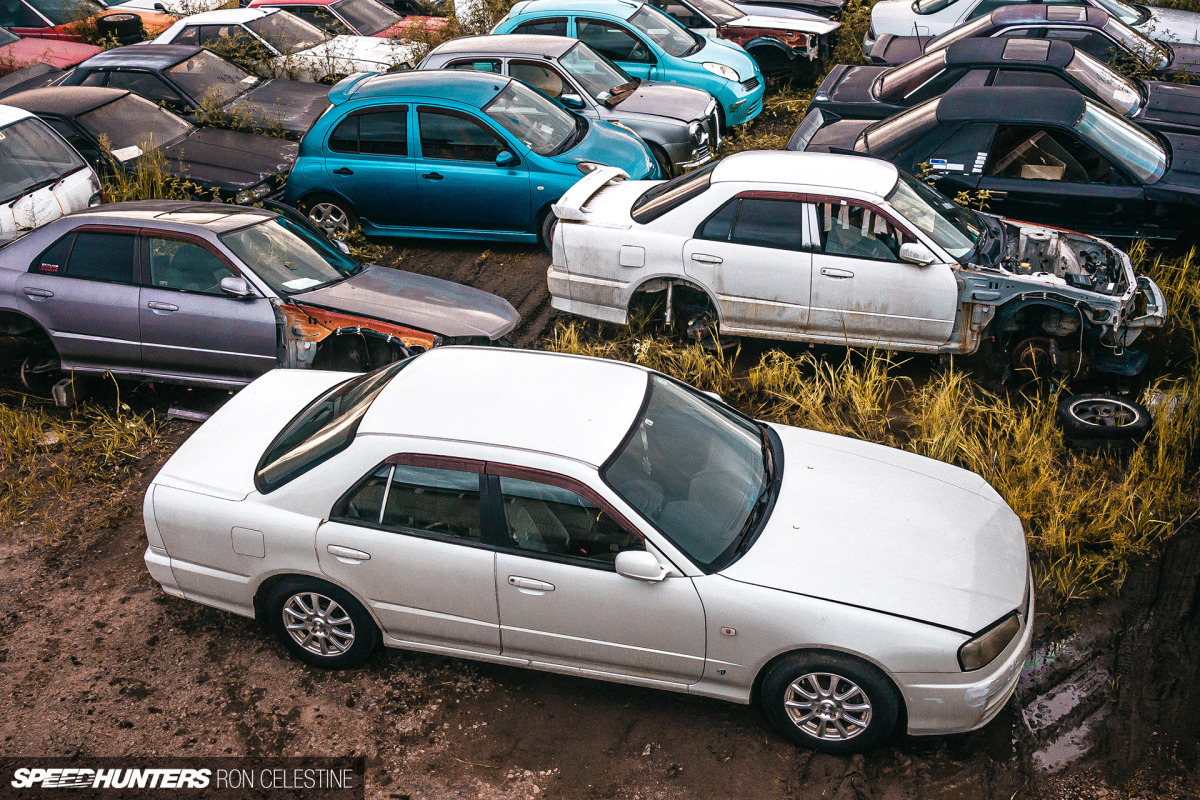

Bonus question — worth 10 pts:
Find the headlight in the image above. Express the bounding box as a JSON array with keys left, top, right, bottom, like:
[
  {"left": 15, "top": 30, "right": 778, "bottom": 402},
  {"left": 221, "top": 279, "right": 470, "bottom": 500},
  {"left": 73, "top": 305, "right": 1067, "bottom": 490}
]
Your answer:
[
  {"left": 252, "top": 184, "right": 271, "bottom": 200},
  {"left": 702, "top": 62, "right": 740, "bottom": 82},
  {"left": 958, "top": 613, "right": 1020, "bottom": 671},
  {"left": 235, "top": 189, "right": 253, "bottom": 205},
  {"left": 577, "top": 161, "right": 604, "bottom": 174}
]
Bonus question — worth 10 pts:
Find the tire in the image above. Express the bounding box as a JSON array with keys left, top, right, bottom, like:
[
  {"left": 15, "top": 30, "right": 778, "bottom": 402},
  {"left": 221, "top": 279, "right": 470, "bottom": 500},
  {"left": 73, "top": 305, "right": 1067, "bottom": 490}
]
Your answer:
[
  {"left": 1057, "top": 394, "right": 1151, "bottom": 453},
  {"left": 761, "top": 651, "right": 900, "bottom": 754},
  {"left": 301, "top": 194, "right": 359, "bottom": 239},
  {"left": 539, "top": 208, "right": 558, "bottom": 251},
  {"left": 648, "top": 143, "right": 674, "bottom": 180},
  {"left": 748, "top": 46, "right": 791, "bottom": 79},
  {"left": 265, "top": 577, "right": 379, "bottom": 669},
  {"left": 18, "top": 345, "right": 60, "bottom": 396},
  {"left": 95, "top": 13, "right": 144, "bottom": 44}
]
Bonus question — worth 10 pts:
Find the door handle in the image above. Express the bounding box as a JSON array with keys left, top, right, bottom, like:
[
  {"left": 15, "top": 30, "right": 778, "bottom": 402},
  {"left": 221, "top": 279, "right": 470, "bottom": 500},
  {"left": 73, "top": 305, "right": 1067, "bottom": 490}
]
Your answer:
[
  {"left": 690, "top": 253, "right": 722, "bottom": 264},
  {"left": 327, "top": 544, "right": 371, "bottom": 562},
  {"left": 22, "top": 287, "right": 53, "bottom": 299},
  {"left": 508, "top": 576, "right": 555, "bottom": 593},
  {"left": 332, "top": 167, "right": 354, "bottom": 176},
  {"left": 820, "top": 267, "right": 854, "bottom": 279},
  {"left": 146, "top": 301, "right": 179, "bottom": 313},
  {"left": 422, "top": 172, "right": 444, "bottom": 181}
]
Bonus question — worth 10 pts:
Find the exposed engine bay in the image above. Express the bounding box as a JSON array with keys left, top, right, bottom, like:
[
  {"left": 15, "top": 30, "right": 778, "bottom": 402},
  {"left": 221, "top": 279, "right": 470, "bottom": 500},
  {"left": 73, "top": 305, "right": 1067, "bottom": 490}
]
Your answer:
[{"left": 1001, "top": 224, "right": 1128, "bottom": 296}]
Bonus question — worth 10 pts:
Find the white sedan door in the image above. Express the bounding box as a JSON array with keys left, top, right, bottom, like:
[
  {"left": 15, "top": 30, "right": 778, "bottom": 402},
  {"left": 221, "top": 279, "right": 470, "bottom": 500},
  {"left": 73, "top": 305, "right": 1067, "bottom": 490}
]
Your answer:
[
  {"left": 806, "top": 199, "right": 957, "bottom": 348},
  {"left": 490, "top": 469, "right": 708, "bottom": 686},
  {"left": 316, "top": 459, "right": 501, "bottom": 654},
  {"left": 682, "top": 193, "right": 813, "bottom": 336}
]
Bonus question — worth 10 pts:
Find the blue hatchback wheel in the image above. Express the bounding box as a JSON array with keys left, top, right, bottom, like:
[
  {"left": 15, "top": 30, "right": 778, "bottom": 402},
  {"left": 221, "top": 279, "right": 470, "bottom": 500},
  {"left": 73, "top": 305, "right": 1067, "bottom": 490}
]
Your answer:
[{"left": 305, "top": 197, "right": 358, "bottom": 238}]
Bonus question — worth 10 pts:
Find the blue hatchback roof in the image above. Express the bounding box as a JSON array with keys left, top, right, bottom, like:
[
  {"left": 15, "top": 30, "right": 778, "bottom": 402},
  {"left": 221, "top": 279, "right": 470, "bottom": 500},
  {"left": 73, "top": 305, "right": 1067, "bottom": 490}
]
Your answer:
[
  {"left": 508, "top": 0, "right": 642, "bottom": 19},
  {"left": 328, "top": 70, "right": 511, "bottom": 107}
]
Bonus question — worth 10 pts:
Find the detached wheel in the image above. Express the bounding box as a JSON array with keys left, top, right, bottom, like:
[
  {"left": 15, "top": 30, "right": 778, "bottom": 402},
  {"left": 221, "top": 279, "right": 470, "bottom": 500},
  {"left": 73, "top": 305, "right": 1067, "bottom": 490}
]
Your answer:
[
  {"left": 302, "top": 194, "right": 359, "bottom": 239},
  {"left": 761, "top": 652, "right": 899, "bottom": 754},
  {"left": 1057, "top": 394, "right": 1151, "bottom": 453},
  {"left": 96, "top": 13, "right": 144, "bottom": 44},
  {"left": 266, "top": 578, "right": 378, "bottom": 669}
]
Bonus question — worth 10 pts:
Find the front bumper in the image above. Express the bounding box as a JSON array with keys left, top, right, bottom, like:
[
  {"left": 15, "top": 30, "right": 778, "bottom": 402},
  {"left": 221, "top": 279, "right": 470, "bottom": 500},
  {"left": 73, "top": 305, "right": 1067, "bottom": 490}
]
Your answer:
[
  {"left": 720, "top": 75, "right": 766, "bottom": 127},
  {"left": 896, "top": 576, "right": 1035, "bottom": 736}
]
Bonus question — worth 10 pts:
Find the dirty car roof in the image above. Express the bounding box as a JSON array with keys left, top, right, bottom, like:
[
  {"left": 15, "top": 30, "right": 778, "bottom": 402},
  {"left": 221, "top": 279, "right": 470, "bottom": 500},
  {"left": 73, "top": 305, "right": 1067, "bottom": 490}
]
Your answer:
[
  {"left": 76, "top": 44, "right": 202, "bottom": 71},
  {"left": 358, "top": 348, "right": 651, "bottom": 467},
  {"left": 431, "top": 34, "right": 579, "bottom": 58},
  {"left": 62, "top": 201, "right": 277, "bottom": 234}
]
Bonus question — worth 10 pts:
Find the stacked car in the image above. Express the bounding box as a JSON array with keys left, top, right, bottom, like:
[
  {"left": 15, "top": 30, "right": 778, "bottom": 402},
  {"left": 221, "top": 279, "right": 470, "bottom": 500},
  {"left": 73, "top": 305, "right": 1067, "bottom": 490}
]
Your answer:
[{"left": 2, "top": 0, "right": 1195, "bottom": 762}]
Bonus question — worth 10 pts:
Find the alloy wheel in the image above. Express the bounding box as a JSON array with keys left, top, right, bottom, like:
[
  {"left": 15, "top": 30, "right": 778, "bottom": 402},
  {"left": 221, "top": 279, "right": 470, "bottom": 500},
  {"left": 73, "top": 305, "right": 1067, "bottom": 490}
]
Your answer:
[
  {"left": 282, "top": 592, "right": 355, "bottom": 657},
  {"left": 1067, "top": 396, "right": 1143, "bottom": 429},
  {"left": 307, "top": 202, "right": 352, "bottom": 238},
  {"left": 783, "top": 672, "right": 873, "bottom": 742}
]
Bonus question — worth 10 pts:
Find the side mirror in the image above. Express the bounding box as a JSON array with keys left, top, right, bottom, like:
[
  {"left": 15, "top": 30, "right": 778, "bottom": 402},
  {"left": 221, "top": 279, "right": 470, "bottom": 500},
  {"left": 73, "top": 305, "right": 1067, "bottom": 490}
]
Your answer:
[
  {"left": 560, "top": 92, "right": 585, "bottom": 109},
  {"left": 615, "top": 549, "right": 668, "bottom": 582},
  {"left": 220, "top": 275, "right": 253, "bottom": 298},
  {"left": 899, "top": 242, "right": 936, "bottom": 266},
  {"left": 495, "top": 150, "right": 516, "bottom": 168},
  {"left": 335, "top": 240, "right": 351, "bottom": 255}
]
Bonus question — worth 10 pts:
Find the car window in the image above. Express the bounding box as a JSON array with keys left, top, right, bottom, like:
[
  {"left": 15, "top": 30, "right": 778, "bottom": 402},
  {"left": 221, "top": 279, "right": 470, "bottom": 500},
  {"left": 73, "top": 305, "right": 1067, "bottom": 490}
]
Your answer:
[
  {"left": 334, "top": 0, "right": 401, "bottom": 35},
  {"left": 31, "top": 231, "right": 137, "bottom": 283},
  {"left": 628, "top": 4, "right": 700, "bottom": 57},
  {"left": 647, "top": 0, "right": 706, "bottom": 29},
  {"left": 0, "top": 117, "right": 87, "bottom": 206},
  {"left": 0, "top": 0, "right": 44, "bottom": 27},
  {"left": 510, "top": 61, "right": 568, "bottom": 100},
  {"left": 498, "top": 475, "right": 641, "bottom": 564},
  {"left": 418, "top": 107, "right": 504, "bottom": 162},
  {"left": 991, "top": 69, "right": 1073, "bottom": 90},
  {"left": 578, "top": 18, "right": 653, "bottom": 64},
  {"left": 1040, "top": 28, "right": 1113, "bottom": 60},
  {"left": 697, "top": 197, "right": 804, "bottom": 251},
  {"left": 445, "top": 59, "right": 501, "bottom": 73},
  {"left": 965, "top": 0, "right": 1019, "bottom": 22},
  {"left": 926, "top": 121, "right": 994, "bottom": 175},
  {"left": 79, "top": 71, "right": 108, "bottom": 86},
  {"left": 287, "top": 6, "right": 352, "bottom": 35},
  {"left": 104, "top": 72, "right": 185, "bottom": 106},
  {"left": 147, "top": 238, "right": 236, "bottom": 294},
  {"left": 813, "top": 201, "right": 906, "bottom": 262},
  {"left": 512, "top": 17, "right": 566, "bottom": 36},
  {"left": 167, "top": 49, "right": 257, "bottom": 106},
  {"left": 255, "top": 359, "right": 410, "bottom": 493},
  {"left": 986, "top": 124, "right": 1125, "bottom": 184},
  {"left": 329, "top": 108, "right": 408, "bottom": 156},
  {"left": 173, "top": 26, "right": 199, "bottom": 45}
]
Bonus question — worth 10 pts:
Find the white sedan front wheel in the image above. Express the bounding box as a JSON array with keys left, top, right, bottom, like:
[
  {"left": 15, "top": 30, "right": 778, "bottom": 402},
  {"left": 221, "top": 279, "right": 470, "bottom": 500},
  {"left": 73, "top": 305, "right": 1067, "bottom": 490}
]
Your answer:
[{"left": 761, "top": 652, "right": 899, "bottom": 753}]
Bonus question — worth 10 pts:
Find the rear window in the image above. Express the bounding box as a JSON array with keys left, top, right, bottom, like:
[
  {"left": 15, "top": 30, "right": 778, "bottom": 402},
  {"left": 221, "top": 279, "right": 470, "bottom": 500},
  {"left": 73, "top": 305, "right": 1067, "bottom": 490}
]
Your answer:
[
  {"left": 255, "top": 359, "right": 411, "bottom": 493},
  {"left": 630, "top": 162, "right": 715, "bottom": 224}
]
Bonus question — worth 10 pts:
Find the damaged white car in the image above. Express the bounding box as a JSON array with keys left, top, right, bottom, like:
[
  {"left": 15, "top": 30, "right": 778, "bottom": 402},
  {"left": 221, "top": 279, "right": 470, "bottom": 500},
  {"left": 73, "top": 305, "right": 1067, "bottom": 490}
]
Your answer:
[{"left": 548, "top": 151, "right": 1166, "bottom": 378}]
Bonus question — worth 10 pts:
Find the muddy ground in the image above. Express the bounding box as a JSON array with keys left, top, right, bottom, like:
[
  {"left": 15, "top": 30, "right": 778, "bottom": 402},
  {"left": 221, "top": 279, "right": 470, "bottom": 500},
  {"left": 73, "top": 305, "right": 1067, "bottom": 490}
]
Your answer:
[{"left": 0, "top": 241, "right": 1197, "bottom": 799}]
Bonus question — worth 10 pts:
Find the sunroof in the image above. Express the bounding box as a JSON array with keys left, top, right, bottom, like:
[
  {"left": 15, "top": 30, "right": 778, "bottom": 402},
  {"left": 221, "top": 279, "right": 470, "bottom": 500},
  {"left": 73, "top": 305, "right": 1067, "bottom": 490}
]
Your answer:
[
  {"left": 1002, "top": 39, "right": 1052, "bottom": 61},
  {"left": 1046, "top": 6, "right": 1088, "bottom": 21}
]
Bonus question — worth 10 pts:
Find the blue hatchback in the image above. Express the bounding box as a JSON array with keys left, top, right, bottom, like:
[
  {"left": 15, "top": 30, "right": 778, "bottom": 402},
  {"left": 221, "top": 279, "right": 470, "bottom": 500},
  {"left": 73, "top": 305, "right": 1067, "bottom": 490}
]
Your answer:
[
  {"left": 492, "top": 0, "right": 765, "bottom": 127},
  {"left": 284, "top": 70, "right": 659, "bottom": 247}
]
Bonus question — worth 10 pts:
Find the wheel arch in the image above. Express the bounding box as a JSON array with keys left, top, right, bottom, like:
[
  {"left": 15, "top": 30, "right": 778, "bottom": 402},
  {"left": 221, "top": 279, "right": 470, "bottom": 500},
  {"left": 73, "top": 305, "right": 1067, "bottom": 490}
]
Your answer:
[
  {"left": 252, "top": 570, "right": 384, "bottom": 634},
  {"left": 0, "top": 308, "right": 50, "bottom": 341},
  {"left": 627, "top": 276, "right": 722, "bottom": 324},
  {"left": 749, "top": 645, "right": 909, "bottom": 726}
]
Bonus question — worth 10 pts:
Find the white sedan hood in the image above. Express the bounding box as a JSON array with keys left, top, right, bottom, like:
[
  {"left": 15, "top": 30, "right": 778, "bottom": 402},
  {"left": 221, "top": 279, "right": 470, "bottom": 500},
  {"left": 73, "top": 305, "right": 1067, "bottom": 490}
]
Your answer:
[
  {"left": 721, "top": 424, "right": 1028, "bottom": 634},
  {"left": 1147, "top": 7, "right": 1200, "bottom": 44},
  {"left": 728, "top": 13, "right": 838, "bottom": 36},
  {"left": 305, "top": 35, "right": 417, "bottom": 69}
]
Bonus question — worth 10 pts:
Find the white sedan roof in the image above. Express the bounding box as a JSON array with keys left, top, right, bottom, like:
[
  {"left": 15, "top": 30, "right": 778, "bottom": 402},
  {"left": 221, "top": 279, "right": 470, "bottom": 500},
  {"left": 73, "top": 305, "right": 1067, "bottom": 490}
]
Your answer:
[
  {"left": 359, "top": 348, "right": 651, "bottom": 467},
  {"left": 0, "top": 104, "right": 35, "bottom": 127},
  {"left": 711, "top": 151, "right": 900, "bottom": 198}
]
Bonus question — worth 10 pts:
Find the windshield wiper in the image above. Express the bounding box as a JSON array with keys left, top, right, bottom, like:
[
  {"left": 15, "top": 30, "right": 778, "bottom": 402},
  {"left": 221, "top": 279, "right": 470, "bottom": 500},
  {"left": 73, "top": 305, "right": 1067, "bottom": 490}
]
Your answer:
[{"left": 731, "top": 425, "right": 775, "bottom": 557}]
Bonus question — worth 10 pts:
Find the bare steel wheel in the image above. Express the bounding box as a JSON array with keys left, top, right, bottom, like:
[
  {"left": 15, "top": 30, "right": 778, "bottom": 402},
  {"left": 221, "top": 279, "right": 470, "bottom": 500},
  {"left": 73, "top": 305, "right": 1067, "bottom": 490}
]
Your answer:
[
  {"left": 283, "top": 592, "right": 355, "bottom": 657},
  {"left": 762, "top": 652, "right": 899, "bottom": 753},
  {"left": 303, "top": 195, "right": 358, "bottom": 238},
  {"left": 266, "top": 578, "right": 377, "bottom": 668},
  {"left": 783, "top": 672, "right": 873, "bottom": 742}
]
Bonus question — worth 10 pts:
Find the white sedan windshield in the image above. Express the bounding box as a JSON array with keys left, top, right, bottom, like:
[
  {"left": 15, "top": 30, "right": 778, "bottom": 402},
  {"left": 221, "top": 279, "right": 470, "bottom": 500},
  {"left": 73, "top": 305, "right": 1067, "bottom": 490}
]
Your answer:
[{"left": 888, "top": 172, "right": 981, "bottom": 260}]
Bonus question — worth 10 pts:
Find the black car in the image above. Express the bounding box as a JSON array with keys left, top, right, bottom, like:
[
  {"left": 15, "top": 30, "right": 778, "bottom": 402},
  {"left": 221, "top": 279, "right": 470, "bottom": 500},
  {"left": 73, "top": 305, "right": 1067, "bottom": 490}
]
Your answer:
[
  {"left": 868, "top": 5, "right": 1200, "bottom": 81},
  {"left": 55, "top": 45, "right": 331, "bottom": 140},
  {"left": 3, "top": 87, "right": 297, "bottom": 205},
  {"left": 809, "top": 38, "right": 1200, "bottom": 138},
  {"left": 792, "top": 86, "right": 1200, "bottom": 244}
]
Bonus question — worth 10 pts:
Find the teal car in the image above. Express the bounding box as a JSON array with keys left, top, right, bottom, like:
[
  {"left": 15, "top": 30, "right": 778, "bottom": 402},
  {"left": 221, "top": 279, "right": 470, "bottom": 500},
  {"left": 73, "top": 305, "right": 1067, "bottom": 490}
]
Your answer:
[
  {"left": 283, "top": 70, "right": 659, "bottom": 247},
  {"left": 492, "top": 0, "right": 765, "bottom": 127}
]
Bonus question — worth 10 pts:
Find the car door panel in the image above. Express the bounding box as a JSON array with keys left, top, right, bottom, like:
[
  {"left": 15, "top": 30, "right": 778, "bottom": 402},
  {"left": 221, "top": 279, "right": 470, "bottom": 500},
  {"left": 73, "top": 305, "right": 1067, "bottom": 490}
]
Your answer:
[
  {"left": 139, "top": 234, "right": 277, "bottom": 382},
  {"left": 316, "top": 460, "right": 501, "bottom": 653},
  {"left": 807, "top": 200, "right": 958, "bottom": 348},
  {"left": 323, "top": 106, "right": 420, "bottom": 229},
  {"left": 489, "top": 468, "right": 707, "bottom": 685}
]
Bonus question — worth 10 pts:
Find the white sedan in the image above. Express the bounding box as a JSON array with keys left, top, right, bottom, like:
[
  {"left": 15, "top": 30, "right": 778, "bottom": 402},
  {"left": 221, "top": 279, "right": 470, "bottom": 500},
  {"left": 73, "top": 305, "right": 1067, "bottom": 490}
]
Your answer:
[
  {"left": 143, "top": 347, "right": 1032, "bottom": 753},
  {"left": 865, "top": 0, "right": 1200, "bottom": 48},
  {"left": 152, "top": 8, "right": 417, "bottom": 83}
]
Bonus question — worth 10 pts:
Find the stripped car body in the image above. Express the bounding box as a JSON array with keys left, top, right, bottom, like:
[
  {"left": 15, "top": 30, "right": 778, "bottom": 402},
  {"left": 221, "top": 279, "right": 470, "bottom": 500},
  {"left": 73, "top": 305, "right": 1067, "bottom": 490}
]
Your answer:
[
  {"left": 0, "top": 201, "right": 518, "bottom": 390},
  {"left": 547, "top": 151, "right": 1165, "bottom": 377}
]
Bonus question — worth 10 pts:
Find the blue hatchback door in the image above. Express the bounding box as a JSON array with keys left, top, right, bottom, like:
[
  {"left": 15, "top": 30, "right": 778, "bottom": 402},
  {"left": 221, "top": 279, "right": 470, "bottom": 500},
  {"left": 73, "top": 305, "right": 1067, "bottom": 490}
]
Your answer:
[
  {"left": 323, "top": 106, "right": 420, "bottom": 229},
  {"left": 414, "top": 106, "right": 531, "bottom": 232}
]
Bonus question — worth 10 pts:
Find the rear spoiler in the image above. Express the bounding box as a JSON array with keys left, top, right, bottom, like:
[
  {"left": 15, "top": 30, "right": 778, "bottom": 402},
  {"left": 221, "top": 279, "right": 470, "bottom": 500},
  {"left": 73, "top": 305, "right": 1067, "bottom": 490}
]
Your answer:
[
  {"left": 552, "top": 166, "right": 628, "bottom": 221},
  {"left": 327, "top": 72, "right": 376, "bottom": 105}
]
